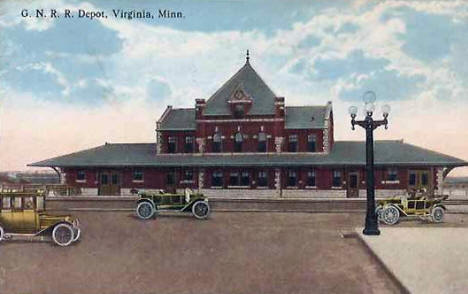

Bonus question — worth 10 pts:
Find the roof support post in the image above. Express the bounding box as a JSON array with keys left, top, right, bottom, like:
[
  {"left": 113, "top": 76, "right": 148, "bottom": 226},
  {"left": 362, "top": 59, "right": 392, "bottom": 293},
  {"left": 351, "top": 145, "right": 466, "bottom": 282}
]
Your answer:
[
  {"left": 435, "top": 167, "right": 445, "bottom": 195},
  {"left": 275, "top": 168, "right": 282, "bottom": 198},
  {"left": 198, "top": 168, "right": 205, "bottom": 191}
]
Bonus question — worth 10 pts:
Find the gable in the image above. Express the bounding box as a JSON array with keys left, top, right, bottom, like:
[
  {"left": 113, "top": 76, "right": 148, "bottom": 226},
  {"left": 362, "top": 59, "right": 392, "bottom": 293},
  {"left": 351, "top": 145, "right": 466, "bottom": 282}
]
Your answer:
[{"left": 204, "top": 62, "right": 277, "bottom": 116}]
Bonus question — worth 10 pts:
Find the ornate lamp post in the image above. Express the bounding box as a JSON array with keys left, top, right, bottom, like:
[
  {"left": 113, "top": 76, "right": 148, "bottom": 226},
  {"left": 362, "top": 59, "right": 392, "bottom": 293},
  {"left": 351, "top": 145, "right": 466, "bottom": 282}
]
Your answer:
[{"left": 348, "top": 91, "right": 391, "bottom": 236}]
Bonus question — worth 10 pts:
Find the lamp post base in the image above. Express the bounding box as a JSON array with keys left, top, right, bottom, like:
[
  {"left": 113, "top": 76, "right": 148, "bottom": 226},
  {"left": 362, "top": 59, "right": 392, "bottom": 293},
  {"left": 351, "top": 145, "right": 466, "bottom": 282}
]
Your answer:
[{"left": 363, "top": 227, "right": 381, "bottom": 236}]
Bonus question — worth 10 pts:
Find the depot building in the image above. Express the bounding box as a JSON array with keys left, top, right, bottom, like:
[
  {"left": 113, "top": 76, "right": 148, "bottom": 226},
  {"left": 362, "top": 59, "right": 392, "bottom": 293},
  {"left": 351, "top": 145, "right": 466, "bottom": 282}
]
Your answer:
[{"left": 30, "top": 54, "right": 468, "bottom": 198}]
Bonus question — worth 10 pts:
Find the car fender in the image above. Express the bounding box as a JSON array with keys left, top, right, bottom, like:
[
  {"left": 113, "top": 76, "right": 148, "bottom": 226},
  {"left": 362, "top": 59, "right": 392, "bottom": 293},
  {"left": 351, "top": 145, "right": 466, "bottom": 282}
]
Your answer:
[
  {"left": 432, "top": 204, "right": 446, "bottom": 211},
  {"left": 181, "top": 198, "right": 206, "bottom": 212},
  {"left": 137, "top": 198, "right": 156, "bottom": 210},
  {"left": 35, "top": 220, "right": 74, "bottom": 236}
]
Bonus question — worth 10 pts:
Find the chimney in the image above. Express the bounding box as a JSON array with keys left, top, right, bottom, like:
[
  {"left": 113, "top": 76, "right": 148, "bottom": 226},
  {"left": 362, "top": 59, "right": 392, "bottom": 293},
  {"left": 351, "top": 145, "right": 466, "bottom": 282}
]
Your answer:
[
  {"left": 274, "top": 97, "right": 285, "bottom": 118},
  {"left": 195, "top": 98, "right": 206, "bottom": 119}
]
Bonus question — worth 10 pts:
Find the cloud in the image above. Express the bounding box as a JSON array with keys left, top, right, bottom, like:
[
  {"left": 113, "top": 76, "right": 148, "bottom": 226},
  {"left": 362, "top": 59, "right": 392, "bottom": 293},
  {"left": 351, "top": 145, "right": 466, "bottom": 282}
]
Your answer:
[
  {"left": 382, "top": 7, "right": 467, "bottom": 62},
  {"left": 312, "top": 50, "right": 390, "bottom": 81},
  {"left": 339, "top": 69, "right": 426, "bottom": 101}
]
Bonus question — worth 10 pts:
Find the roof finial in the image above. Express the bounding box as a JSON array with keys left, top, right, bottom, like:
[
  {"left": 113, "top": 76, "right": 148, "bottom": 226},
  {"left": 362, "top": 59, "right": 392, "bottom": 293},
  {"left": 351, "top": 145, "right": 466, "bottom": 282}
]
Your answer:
[{"left": 246, "top": 49, "right": 250, "bottom": 63}]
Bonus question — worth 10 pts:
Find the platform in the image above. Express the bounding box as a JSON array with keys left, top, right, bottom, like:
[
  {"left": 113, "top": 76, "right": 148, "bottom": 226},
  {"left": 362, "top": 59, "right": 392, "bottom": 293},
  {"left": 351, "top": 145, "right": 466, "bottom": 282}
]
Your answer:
[{"left": 357, "top": 227, "right": 468, "bottom": 294}]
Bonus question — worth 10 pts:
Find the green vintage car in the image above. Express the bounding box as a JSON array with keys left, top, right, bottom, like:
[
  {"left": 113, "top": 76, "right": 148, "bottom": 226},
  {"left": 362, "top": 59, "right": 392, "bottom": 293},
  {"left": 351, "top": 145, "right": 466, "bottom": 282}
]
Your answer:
[
  {"left": 376, "top": 193, "right": 448, "bottom": 225},
  {"left": 0, "top": 191, "right": 81, "bottom": 246},
  {"left": 135, "top": 189, "right": 210, "bottom": 220}
]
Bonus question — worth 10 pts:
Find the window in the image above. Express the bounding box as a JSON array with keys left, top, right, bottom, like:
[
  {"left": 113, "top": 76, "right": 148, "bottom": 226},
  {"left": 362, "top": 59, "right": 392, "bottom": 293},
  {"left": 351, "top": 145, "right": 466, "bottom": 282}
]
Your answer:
[
  {"left": 133, "top": 169, "right": 144, "bottom": 182},
  {"left": 229, "top": 172, "right": 239, "bottom": 186},
  {"left": 112, "top": 174, "right": 119, "bottom": 185},
  {"left": 332, "top": 170, "right": 342, "bottom": 187},
  {"left": 213, "top": 133, "right": 222, "bottom": 153},
  {"left": 287, "top": 170, "right": 297, "bottom": 187},
  {"left": 168, "top": 137, "right": 177, "bottom": 153},
  {"left": 258, "top": 132, "right": 267, "bottom": 152},
  {"left": 184, "top": 169, "right": 193, "bottom": 181},
  {"left": 2, "top": 197, "right": 11, "bottom": 209},
  {"left": 421, "top": 173, "right": 429, "bottom": 186},
  {"left": 234, "top": 132, "right": 243, "bottom": 152},
  {"left": 13, "top": 197, "right": 22, "bottom": 209},
  {"left": 77, "top": 170, "right": 86, "bottom": 182},
  {"left": 233, "top": 104, "right": 244, "bottom": 118},
  {"left": 258, "top": 171, "right": 268, "bottom": 187},
  {"left": 386, "top": 168, "right": 398, "bottom": 181},
  {"left": 184, "top": 136, "right": 194, "bottom": 153},
  {"left": 37, "top": 197, "right": 44, "bottom": 211},
  {"left": 409, "top": 172, "right": 417, "bottom": 186},
  {"left": 307, "top": 135, "right": 317, "bottom": 152},
  {"left": 212, "top": 171, "right": 223, "bottom": 187},
  {"left": 166, "top": 172, "right": 175, "bottom": 185},
  {"left": 100, "top": 174, "right": 108, "bottom": 185},
  {"left": 288, "top": 135, "right": 298, "bottom": 152},
  {"left": 241, "top": 172, "right": 250, "bottom": 186},
  {"left": 307, "top": 170, "right": 316, "bottom": 187}
]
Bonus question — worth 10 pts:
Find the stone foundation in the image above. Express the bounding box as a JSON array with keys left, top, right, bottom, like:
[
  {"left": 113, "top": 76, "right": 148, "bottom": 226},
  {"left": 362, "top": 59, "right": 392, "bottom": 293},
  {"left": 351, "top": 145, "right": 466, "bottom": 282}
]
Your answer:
[
  {"left": 358, "top": 189, "right": 406, "bottom": 199},
  {"left": 81, "top": 188, "right": 98, "bottom": 196},
  {"left": 200, "top": 188, "right": 405, "bottom": 199}
]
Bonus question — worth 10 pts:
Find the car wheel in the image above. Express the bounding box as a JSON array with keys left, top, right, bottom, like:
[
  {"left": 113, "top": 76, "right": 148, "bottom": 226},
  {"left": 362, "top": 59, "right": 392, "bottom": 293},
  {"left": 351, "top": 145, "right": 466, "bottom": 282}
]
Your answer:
[
  {"left": 192, "top": 201, "right": 210, "bottom": 220},
  {"left": 375, "top": 207, "right": 383, "bottom": 222},
  {"left": 136, "top": 201, "right": 155, "bottom": 220},
  {"left": 0, "top": 225, "right": 4, "bottom": 242},
  {"left": 52, "top": 223, "right": 74, "bottom": 247},
  {"left": 73, "top": 227, "right": 81, "bottom": 242},
  {"left": 382, "top": 205, "right": 400, "bottom": 225},
  {"left": 431, "top": 206, "right": 445, "bottom": 223}
]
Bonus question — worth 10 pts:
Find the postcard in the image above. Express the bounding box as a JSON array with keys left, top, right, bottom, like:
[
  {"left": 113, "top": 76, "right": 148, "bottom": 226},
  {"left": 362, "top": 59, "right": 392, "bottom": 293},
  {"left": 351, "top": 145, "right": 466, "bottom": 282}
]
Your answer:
[{"left": 1, "top": 1, "right": 467, "bottom": 293}]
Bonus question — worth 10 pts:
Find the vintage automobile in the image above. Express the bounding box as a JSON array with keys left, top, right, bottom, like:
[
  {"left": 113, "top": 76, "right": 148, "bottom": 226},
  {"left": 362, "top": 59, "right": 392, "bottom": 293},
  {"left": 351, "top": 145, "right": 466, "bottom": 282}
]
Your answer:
[
  {"left": 135, "top": 189, "right": 210, "bottom": 220},
  {"left": 376, "top": 192, "right": 448, "bottom": 225},
  {"left": 0, "top": 191, "right": 81, "bottom": 246}
]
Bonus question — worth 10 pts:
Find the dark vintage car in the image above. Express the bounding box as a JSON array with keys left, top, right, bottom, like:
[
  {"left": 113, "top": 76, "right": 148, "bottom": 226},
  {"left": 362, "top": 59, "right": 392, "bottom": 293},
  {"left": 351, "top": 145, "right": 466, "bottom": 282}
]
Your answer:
[
  {"left": 135, "top": 189, "right": 210, "bottom": 220},
  {"left": 0, "top": 191, "right": 81, "bottom": 246},
  {"left": 376, "top": 192, "right": 448, "bottom": 225}
]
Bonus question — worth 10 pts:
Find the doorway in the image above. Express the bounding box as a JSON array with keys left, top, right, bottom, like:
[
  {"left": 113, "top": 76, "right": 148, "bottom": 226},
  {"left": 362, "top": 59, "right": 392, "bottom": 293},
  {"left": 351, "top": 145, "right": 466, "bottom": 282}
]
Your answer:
[
  {"left": 408, "top": 170, "right": 432, "bottom": 193},
  {"left": 347, "top": 171, "right": 360, "bottom": 198},
  {"left": 98, "top": 171, "right": 121, "bottom": 196}
]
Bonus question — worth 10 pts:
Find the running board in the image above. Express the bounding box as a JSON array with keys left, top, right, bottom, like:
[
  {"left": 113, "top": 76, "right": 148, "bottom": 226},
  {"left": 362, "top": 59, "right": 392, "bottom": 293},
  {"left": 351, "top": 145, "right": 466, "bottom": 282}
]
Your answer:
[{"left": 3, "top": 233, "right": 50, "bottom": 242}]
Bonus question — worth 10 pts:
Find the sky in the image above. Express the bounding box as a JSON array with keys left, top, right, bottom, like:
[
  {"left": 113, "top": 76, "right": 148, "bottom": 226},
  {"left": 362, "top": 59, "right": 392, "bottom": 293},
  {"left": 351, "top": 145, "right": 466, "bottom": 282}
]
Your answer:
[{"left": 0, "top": 0, "right": 467, "bottom": 176}]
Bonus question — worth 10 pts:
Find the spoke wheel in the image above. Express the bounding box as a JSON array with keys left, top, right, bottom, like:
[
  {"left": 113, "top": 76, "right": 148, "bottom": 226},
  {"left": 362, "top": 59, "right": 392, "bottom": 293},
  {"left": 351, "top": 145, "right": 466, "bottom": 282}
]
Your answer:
[
  {"left": 136, "top": 202, "right": 155, "bottom": 220},
  {"left": 382, "top": 206, "right": 400, "bottom": 225},
  {"left": 192, "top": 201, "right": 210, "bottom": 220},
  {"left": 375, "top": 207, "right": 383, "bottom": 222},
  {"left": 73, "top": 227, "right": 81, "bottom": 242},
  {"left": 52, "top": 223, "right": 74, "bottom": 247},
  {"left": 431, "top": 207, "right": 445, "bottom": 223}
]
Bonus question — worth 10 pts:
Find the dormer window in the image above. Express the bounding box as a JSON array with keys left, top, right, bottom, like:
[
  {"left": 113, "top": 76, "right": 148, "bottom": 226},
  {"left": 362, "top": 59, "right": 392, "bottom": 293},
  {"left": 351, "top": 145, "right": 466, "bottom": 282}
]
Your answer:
[
  {"left": 288, "top": 135, "right": 298, "bottom": 152},
  {"left": 168, "top": 137, "right": 177, "bottom": 153},
  {"left": 258, "top": 132, "right": 267, "bottom": 152},
  {"left": 213, "top": 133, "right": 222, "bottom": 153},
  {"left": 307, "top": 134, "right": 317, "bottom": 152},
  {"left": 184, "top": 136, "right": 194, "bottom": 153},
  {"left": 234, "top": 132, "right": 243, "bottom": 152}
]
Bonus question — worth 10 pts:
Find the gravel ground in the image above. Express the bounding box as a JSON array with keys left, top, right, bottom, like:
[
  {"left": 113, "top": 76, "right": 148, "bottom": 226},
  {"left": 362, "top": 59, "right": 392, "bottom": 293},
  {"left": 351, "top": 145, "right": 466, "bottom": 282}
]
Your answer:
[{"left": 3, "top": 211, "right": 462, "bottom": 294}]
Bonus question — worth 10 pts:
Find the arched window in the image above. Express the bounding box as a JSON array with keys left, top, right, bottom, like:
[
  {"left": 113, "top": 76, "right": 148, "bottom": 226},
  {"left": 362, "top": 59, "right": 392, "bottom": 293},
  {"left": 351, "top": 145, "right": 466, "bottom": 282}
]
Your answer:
[
  {"left": 234, "top": 132, "right": 243, "bottom": 152},
  {"left": 213, "top": 133, "right": 222, "bottom": 153},
  {"left": 258, "top": 132, "right": 267, "bottom": 152}
]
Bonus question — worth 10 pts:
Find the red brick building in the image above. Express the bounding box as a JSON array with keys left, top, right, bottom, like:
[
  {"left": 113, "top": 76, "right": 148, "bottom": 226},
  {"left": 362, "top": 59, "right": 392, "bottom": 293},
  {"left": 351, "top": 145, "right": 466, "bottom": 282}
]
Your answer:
[{"left": 30, "top": 55, "right": 467, "bottom": 198}]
